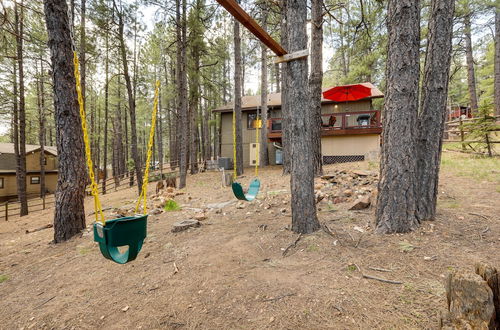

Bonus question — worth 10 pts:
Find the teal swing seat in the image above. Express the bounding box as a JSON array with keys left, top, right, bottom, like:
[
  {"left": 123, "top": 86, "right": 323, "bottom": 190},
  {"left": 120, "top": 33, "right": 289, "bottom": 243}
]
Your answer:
[
  {"left": 93, "top": 215, "right": 148, "bottom": 264},
  {"left": 232, "top": 178, "right": 261, "bottom": 201}
]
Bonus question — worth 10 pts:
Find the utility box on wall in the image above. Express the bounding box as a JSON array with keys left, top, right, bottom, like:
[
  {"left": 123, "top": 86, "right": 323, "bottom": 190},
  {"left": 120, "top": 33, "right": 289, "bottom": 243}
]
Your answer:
[{"left": 249, "top": 143, "right": 259, "bottom": 166}]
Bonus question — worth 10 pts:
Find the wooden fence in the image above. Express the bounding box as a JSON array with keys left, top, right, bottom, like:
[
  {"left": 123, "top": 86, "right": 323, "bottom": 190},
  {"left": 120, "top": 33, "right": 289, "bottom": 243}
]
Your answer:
[
  {"left": 1, "top": 194, "right": 56, "bottom": 221},
  {"left": 0, "top": 160, "right": 212, "bottom": 221},
  {"left": 443, "top": 115, "right": 500, "bottom": 156}
]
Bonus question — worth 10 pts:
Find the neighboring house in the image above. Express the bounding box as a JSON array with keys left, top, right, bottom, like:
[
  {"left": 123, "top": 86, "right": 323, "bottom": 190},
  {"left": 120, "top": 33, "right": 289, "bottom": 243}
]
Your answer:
[
  {"left": 213, "top": 82, "right": 384, "bottom": 166},
  {"left": 0, "top": 143, "right": 58, "bottom": 201}
]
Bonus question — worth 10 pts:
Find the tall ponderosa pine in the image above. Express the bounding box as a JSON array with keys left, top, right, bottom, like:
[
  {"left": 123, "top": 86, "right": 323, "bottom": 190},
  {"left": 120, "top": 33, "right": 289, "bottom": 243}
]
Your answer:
[
  {"left": 280, "top": 0, "right": 291, "bottom": 174},
  {"left": 14, "top": 1, "right": 28, "bottom": 216},
  {"left": 287, "top": 0, "right": 320, "bottom": 234},
  {"left": 416, "top": 0, "right": 455, "bottom": 221},
  {"left": 376, "top": 0, "right": 420, "bottom": 233},
  {"left": 178, "top": 0, "right": 189, "bottom": 188},
  {"left": 464, "top": 2, "right": 479, "bottom": 114},
  {"left": 114, "top": 0, "right": 142, "bottom": 194},
  {"left": 36, "top": 60, "right": 47, "bottom": 199},
  {"left": 494, "top": 3, "right": 500, "bottom": 116},
  {"left": 259, "top": 2, "right": 269, "bottom": 166},
  {"left": 309, "top": 0, "right": 323, "bottom": 176},
  {"left": 43, "top": 0, "right": 87, "bottom": 242}
]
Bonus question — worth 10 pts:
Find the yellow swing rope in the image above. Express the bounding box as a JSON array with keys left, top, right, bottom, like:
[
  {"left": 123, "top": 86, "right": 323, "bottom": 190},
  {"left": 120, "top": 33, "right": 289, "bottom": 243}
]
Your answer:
[
  {"left": 232, "top": 109, "right": 237, "bottom": 180},
  {"left": 255, "top": 110, "right": 260, "bottom": 178},
  {"left": 134, "top": 80, "right": 161, "bottom": 215},
  {"left": 74, "top": 51, "right": 160, "bottom": 223},
  {"left": 74, "top": 51, "right": 105, "bottom": 225}
]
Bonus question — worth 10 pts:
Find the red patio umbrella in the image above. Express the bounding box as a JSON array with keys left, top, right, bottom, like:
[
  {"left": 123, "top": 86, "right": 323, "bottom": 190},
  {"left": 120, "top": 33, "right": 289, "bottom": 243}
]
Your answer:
[{"left": 323, "top": 84, "right": 371, "bottom": 102}]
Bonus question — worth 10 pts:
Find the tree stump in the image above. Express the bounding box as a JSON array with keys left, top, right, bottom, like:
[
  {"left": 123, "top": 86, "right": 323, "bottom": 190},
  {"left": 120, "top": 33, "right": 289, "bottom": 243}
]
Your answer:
[
  {"left": 440, "top": 270, "right": 496, "bottom": 329},
  {"left": 476, "top": 262, "right": 500, "bottom": 328}
]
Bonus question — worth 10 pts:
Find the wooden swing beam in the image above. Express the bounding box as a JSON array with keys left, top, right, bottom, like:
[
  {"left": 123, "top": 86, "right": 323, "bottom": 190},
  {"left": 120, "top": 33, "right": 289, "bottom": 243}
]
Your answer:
[
  {"left": 215, "top": 0, "right": 287, "bottom": 56},
  {"left": 216, "top": 0, "right": 308, "bottom": 63}
]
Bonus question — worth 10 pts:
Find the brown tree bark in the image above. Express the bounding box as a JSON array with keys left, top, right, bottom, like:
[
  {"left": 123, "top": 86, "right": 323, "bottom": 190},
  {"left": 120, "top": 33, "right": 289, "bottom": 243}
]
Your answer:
[
  {"left": 178, "top": 0, "right": 189, "bottom": 188},
  {"left": 464, "top": 9, "right": 479, "bottom": 114},
  {"left": 495, "top": 5, "right": 500, "bottom": 117},
  {"left": 37, "top": 60, "right": 47, "bottom": 199},
  {"left": 202, "top": 90, "right": 211, "bottom": 160},
  {"left": 14, "top": 1, "right": 28, "bottom": 215},
  {"left": 287, "top": 0, "right": 320, "bottom": 234},
  {"left": 416, "top": 0, "right": 455, "bottom": 222},
  {"left": 376, "top": 0, "right": 420, "bottom": 234},
  {"left": 115, "top": 0, "right": 142, "bottom": 194},
  {"left": 102, "top": 32, "right": 109, "bottom": 194},
  {"left": 189, "top": 9, "right": 201, "bottom": 174},
  {"left": 233, "top": 0, "right": 244, "bottom": 176},
  {"left": 80, "top": 0, "right": 86, "bottom": 128},
  {"left": 280, "top": 0, "right": 291, "bottom": 174},
  {"left": 259, "top": 4, "right": 269, "bottom": 167},
  {"left": 309, "top": 0, "right": 323, "bottom": 177},
  {"left": 43, "top": 0, "right": 87, "bottom": 242}
]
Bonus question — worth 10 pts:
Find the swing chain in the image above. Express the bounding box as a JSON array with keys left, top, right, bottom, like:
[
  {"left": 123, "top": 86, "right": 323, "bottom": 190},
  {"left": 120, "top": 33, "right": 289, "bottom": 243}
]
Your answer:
[
  {"left": 134, "top": 80, "right": 161, "bottom": 215},
  {"left": 73, "top": 51, "right": 105, "bottom": 225}
]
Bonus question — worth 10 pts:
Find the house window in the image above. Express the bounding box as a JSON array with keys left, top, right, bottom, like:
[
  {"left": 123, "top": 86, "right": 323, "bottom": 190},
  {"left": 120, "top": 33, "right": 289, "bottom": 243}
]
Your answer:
[
  {"left": 30, "top": 176, "right": 40, "bottom": 184},
  {"left": 247, "top": 112, "right": 262, "bottom": 129},
  {"left": 0, "top": 178, "right": 4, "bottom": 189}
]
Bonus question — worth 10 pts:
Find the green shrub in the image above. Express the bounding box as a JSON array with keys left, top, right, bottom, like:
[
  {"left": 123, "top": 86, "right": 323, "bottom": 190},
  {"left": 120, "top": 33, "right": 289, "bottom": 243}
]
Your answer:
[{"left": 164, "top": 200, "right": 181, "bottom": 212}]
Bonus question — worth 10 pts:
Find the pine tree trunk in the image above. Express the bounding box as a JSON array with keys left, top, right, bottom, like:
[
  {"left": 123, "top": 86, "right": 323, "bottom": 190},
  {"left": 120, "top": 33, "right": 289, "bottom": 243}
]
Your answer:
[
  {"left": 339, "top": 9, "right": 348, "bottom": 78},
  {"left": 203, "top": 95, "right": 210, "bottom": 160},
  {"left": 80, "top": 0, "right": 86, "bottom": 130},
  {"left": 494, "top": 5, "right": 500, "bottom": 117},
  {"left": 70, "top": 0, "right": 75, "bottom": 29},
  {"left": 178, "top": 0, "right": 189, "bottom": 188},
  {"left": 464, "top": 10, "right": 479, "bottom": 114},
  {"left": 15, "top": 1, "right": 28, "bottom": 215},
  {"left": 43, "top": 0, "right": 87, "bottom": 242},
  {"left": 102, "top": 33, "right": 109, "bottom": 195},
  {"left": 12, "top": 59, "right": 20, "bottom": 199},
  {"left": 233, "top": 1, "right": 244, "bottom": 176},
  {"left": 416, "top": 0, "right": 454, "bottom": 222},
  {"left": 376, "top": 0, "right": 420, "bottom": 234},
  {"left": 260, "top": 5, "right": 269, "bottom": 167},
  {"left": 280, "top": 0, "right": 291, "bottom": 174},
  {"left": 309, "top": 0, "right": 323, "bottom": 177},
  {"left": 37, "top": 60, "right": 47, "bottom": 199},
  {"left": 189, "top": 49, "right": 200, "bottom": 174},
  {"left": 287, "top": 0, "right": 320, "bottom": 234},
  {"left": 117, "top": 6, "right": 142, "bottom": 194}
]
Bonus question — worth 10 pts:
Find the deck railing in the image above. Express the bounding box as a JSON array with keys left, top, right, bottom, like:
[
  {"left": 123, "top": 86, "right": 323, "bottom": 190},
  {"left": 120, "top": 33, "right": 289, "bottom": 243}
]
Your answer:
[{"left": 269, "top": 110, "right": 381, "bottom": 133}]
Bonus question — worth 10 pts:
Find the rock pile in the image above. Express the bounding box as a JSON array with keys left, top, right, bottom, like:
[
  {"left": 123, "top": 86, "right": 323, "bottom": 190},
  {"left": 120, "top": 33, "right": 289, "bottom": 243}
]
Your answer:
[{"left": 315, "top": 169, "right": 379, "bottom": 210}]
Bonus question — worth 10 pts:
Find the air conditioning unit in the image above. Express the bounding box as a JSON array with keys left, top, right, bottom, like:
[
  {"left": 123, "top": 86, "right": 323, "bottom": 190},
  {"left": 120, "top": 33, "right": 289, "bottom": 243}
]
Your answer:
[{"left": 249, "top": 143, "right": 259, "bottom": 166}]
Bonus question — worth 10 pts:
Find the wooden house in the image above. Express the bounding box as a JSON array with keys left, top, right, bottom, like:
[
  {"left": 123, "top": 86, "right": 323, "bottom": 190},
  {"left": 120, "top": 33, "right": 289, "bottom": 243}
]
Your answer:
[
  {"left": 0, "top": 143, "right": 58, "bottom": 201},
  {"left": 213, "top": 82, "right": 384, "bottom": 166}
]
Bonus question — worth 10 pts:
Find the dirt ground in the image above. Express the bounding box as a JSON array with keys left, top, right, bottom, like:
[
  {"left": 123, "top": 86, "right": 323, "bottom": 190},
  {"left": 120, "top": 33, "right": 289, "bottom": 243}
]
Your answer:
[{"left": 1, "top": 152, "right": 499, "bottom": 329}]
